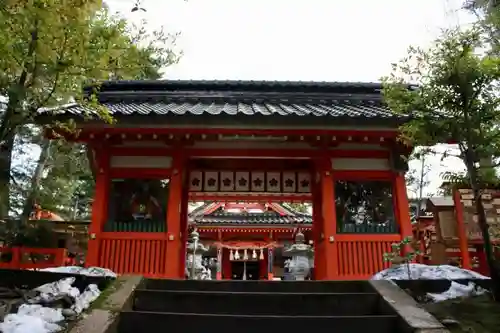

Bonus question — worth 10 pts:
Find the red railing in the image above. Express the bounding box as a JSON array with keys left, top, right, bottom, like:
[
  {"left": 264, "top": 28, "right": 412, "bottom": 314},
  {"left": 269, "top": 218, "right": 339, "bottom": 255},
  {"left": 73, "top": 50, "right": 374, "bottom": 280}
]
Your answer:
[
  {"left": 97, "top": 232, "right": 168, "bottom": 277},
  {"left": 335, "top": 235, "right": 401, "bottom": 280},
  {"left": 0, "top": 247, "right": 66, "bottom": 270}
]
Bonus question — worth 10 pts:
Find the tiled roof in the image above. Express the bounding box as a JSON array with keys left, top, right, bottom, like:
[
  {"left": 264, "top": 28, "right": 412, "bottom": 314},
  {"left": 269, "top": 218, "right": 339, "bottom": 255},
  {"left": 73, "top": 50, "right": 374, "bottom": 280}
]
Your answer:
[
  {"left": 190, "top": 202, "right": 312, "bottom": 226},
  {"left": 192, "top": 211, "right": 312, "bottom": 225},
  {"left": 50, "top": 80, "right": 410, "bottom": 121},
  {"left": 427, "top": 196, "right": 454, "bottom": 208}
]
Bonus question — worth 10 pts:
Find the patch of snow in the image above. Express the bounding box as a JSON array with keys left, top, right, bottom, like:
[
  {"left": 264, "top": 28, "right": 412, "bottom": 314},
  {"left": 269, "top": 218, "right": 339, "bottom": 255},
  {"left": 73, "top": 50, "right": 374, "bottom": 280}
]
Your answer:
[
  {"left": 428, "top": 281, "right": 484, "bottom": 302},
  {"left": 372, "top": 264, "right": 489, "bottom": 301},
  {"left": 69, "top": 284, "right": 101, "bottom": 315},
  {"left": 29, "top": 278, "right": 80, "bottom": 304},
  {"left": 0, "top": 267, "right": 115, "bottom": 333},
  {"left": 0, "top": 306, "right": 63, "bottom": 333},
  {"left": 38, "top": 266, "right": 117, "bottom": 278},
  {"left": 372, "top": 263, "right": 489, "bottom": 280}
]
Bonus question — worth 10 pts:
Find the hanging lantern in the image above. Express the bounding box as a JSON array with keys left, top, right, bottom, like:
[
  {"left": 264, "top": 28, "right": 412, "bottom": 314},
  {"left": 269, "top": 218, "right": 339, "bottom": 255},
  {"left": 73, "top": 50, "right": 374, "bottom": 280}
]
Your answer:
[
  {"left": 252, "top": 249, "right": 257, "bottom": 259},
  {"left": 259, "top": 248, "right": 264, "bottom": 260},
  {"left": 234, "top": 250, "right": 240, "bottom": 260},
  {"left": 243, "top": 249, "right": 249, "bottom": 261},
  {"left": 230, "top": 249, "right": 234, "bottom": 261}
]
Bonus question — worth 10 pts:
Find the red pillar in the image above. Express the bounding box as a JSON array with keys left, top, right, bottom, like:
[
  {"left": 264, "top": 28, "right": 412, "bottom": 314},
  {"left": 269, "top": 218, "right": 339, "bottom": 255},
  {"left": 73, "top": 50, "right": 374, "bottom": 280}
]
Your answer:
[
  {"left": 312, "top": 174, "right": 325, "bottom": 280},
  {"left": 164, "top": 153, "right": 185, "bottom": 278},
  {"left": 394, "top": 173, "right": 413, "bottom": 251},
  {"left": 178, "top": 166, "right": 190, "bottom": 278},
  {"left": 86, "top": 146, "right": 109, "bottom": 268},
  {"left": 216, "top": 246, "right": 222, "bottom": 280},
  {"left": 453, "top": 189, "right": 471, "bottom": 269},
  {"left": 316, "top": 158, "right": 338, "bottom": 280}
]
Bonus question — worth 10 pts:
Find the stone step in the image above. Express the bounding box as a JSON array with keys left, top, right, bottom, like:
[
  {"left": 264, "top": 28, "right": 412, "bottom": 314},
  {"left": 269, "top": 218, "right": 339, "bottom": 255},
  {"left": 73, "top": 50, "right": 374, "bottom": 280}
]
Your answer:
[
  {"left": 117, "top": 311, "right": 399, "bottom": 333},
  {"left": 143, "top": 279, "right": 373, "bottom": 293},
  {"left": 133, "top": 289, "right": 384, "bottom": 316}
]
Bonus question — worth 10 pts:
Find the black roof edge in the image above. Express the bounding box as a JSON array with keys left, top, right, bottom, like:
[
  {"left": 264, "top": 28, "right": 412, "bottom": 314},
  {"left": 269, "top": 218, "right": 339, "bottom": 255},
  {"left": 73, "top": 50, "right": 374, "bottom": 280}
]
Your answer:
[{"left": 83, "top": 80, "right": 394, "bottom": 97}]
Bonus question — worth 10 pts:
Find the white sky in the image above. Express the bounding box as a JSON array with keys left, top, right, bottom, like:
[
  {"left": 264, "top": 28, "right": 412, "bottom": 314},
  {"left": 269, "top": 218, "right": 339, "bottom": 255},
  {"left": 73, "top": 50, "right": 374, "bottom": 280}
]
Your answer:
[{"left": 24, "top": 0, "right": 479, "bottom": 197}]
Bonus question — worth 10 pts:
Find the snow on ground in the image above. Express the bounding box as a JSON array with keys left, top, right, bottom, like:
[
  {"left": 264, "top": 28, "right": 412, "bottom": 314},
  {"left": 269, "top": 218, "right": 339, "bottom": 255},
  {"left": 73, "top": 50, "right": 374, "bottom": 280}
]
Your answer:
[
  {"left": 38, "top": 266, "right": 117, "bottom": 278},
  {"left": 372, "top": 263, "right": 490, "bottom": 302},
  {"left": 0, "top": 267, "right": 116, "bottom": 333}
]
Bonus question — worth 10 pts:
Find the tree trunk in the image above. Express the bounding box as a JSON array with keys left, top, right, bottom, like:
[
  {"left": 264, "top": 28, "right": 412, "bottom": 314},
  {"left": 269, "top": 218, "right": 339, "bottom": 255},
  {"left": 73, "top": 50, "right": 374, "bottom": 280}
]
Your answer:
[
  {"left": 0, "top": 131, "right": 16, "bottom": 219},
  {"left": 20, "top": 139, "right": 52, "bottom": 224},
  {"left": 467, "top": 161, "right": 500, "bottom": 301}
]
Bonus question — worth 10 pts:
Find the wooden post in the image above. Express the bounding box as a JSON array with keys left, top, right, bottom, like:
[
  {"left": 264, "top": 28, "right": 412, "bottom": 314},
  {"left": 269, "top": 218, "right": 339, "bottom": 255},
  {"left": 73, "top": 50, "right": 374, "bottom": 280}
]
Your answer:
[
  {"left": 267, "top": 248, "right": 274, "bottom": 280},
  {"left": 453, "top": 189, "right": 472, "bottom": 269},
  {"left": 216, "top": 246, "right": 222, "bottom": 280},
  {"left": 86, "top": 147, "right": 109, "bottom": 267},
  {"left": 223, "top": 249, "right": 231, "bottom": 279},
  {"left": 317, "top": 159, "right": 338, "bottom": 280},
  {"left": 164, "top": 154, "right": 185, "bottom": 278}
]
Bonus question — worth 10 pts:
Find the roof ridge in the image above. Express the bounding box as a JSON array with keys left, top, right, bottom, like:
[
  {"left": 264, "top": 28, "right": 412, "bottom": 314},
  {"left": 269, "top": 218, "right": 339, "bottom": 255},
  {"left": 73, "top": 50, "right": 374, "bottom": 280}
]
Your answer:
[{"left": 84, "top": 80, "right": 390, "bottom": 98}]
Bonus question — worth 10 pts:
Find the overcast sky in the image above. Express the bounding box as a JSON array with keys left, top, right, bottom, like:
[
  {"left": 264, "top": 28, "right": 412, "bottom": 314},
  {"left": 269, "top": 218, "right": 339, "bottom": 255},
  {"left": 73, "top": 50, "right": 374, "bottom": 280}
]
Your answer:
[{"left": 100, "top": 0, "right": 477, "bottom": 196}]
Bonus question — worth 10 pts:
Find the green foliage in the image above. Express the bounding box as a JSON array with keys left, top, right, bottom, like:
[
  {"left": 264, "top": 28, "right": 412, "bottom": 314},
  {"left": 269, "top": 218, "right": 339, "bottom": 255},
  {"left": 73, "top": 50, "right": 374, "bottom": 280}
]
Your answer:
[
  {"left": 285, "top": 202, "right": 310, "bottom": 214},
  {"left": 382, "top": 22, "right": 500, "bottom": 297},
  {"left": 384, "top": 235, "right": 421, "bottom": 280},
  {"left": 384, "top": 236, "right": 421, "bottom": 263},
  {"left": 405, "top": 148, "right": 432, "bottom": 199},
  {"left": 0, "top": 0, "right": 181, "bottom": 245},
  {"left": 0, "top": 220, "right": 58, "bottom": 248},
  {"left": 383, "top": 26, "right": 500, "bottom": 185},
  {"left": 35, "top": 140, "right": 94, "bottom": 220},
  {"left": 383, "top": 28, "right": 499, "bottom": 156},
  {"left": 0, "top": 0, "right": 180, "bottom": 133}
]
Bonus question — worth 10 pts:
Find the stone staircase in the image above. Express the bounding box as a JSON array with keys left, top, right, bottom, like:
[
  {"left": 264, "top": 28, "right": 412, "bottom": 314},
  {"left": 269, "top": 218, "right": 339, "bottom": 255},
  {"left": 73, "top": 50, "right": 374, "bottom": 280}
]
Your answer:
[{"left": 116, "top": 280, "right": 409, "bottom": 333}]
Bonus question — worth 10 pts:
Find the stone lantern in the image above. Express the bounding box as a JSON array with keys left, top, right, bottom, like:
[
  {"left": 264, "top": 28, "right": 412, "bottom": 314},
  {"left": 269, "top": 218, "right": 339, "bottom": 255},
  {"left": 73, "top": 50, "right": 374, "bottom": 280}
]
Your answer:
[
  {"left": 185, "top": 230, "right": 210, "bottom": 280},
  {"left": 284, "top": 231, "right": 313, "bottom": 280}
]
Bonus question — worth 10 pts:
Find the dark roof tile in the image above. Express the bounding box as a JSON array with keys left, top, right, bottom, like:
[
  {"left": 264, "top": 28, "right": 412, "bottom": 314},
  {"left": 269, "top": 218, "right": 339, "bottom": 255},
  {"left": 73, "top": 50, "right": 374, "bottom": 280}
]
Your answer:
[
  {"left": 189, "top": 202, "right": 312, "bottom": 226},
  {"left": 47, "top": 80, "right": 410, "bottom": 121}
]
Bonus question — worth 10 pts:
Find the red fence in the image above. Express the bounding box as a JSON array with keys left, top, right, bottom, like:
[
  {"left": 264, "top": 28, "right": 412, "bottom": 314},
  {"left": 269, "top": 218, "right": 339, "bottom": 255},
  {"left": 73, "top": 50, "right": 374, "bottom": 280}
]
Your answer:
[
  {"left": 97, "top": 232, "right": 168, "bottom": 277},
  {"left": 335, "top": 235, "right": 400, "bottom": 279},
  {"left": 0, "top": 247, "right": 66, "bottom": 270}
]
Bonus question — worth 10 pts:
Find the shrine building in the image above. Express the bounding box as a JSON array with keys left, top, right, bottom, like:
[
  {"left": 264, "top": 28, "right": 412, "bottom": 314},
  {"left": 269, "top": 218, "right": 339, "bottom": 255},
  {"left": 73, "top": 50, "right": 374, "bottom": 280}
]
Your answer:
[
  {"left": 188, "top": 201, "right": 313, "bottom": 280},
  {"left": 40, "top": 80, "right": 413, "bottom": 280}
]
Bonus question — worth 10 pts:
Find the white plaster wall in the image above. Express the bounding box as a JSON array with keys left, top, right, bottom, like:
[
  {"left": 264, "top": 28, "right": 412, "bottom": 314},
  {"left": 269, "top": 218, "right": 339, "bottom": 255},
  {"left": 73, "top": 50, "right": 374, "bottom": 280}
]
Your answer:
[
  {"left": 191, "top": 141, "right": 312, "bottom": 150},
  {"left": 331, "top": 158, "right": 390, "bottom": 171},
  {"left": 331, "top": 143, "right": 388, "bottom": 151},
  {"left": 110, "top": 156, "right": 173, "bottom": 168}
]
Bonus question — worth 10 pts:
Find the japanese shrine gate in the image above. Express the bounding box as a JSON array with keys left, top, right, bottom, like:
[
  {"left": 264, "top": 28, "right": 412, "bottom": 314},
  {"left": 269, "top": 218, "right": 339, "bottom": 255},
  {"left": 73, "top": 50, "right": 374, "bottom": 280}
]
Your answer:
[{"left": 41, "top": 80, "right": 413, "bottom": 280}]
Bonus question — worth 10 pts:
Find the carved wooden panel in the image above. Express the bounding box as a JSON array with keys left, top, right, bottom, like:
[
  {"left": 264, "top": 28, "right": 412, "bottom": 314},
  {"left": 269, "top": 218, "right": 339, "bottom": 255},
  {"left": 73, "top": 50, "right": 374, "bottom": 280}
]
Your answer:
[
  {"left": 204, "top": 171, "right": 219, "bottom": 192},
  {"left": 251, "top": 172, "right": 265, "bottom": 192},
  {"left": 266, "top": 172, "right": 281, "bottom": 193},
  {"left": 297, "top": 173, "right": 311, "bottom": 193},
  {"left": 282, "top": 172, "right": 296, "bottom": 193},
  {"left": 235, "top": 172, "right": 250, "bottom": 191},
  {"left": 189, "top": 171, "right": 203, "bottom": 191},
  {"left": 220, "top": 171, "right": 234, "bottom": 191}
]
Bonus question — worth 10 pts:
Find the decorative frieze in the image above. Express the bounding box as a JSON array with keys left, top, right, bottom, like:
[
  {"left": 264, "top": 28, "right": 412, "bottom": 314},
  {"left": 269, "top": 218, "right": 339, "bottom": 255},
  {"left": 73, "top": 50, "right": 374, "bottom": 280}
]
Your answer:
[{"left": 189, "top": 170, "right": 311, "bottom": 194}]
